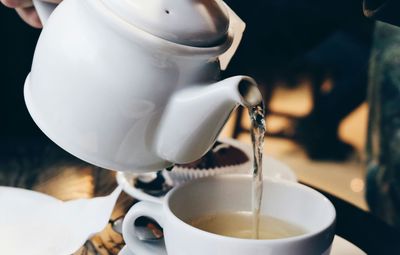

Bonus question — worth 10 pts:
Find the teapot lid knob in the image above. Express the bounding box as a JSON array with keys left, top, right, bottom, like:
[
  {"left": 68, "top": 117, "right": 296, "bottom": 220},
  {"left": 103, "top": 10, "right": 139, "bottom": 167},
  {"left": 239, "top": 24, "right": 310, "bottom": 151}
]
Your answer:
[{"left": 102, "top": 0, "right": 230, "bottom": 47}]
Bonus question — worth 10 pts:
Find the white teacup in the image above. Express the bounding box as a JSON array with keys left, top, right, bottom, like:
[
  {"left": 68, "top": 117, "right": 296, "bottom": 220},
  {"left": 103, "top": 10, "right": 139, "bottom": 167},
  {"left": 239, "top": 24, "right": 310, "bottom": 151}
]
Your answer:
[{"left": 122, "top": 175, "right": 336, "bottom": 255}]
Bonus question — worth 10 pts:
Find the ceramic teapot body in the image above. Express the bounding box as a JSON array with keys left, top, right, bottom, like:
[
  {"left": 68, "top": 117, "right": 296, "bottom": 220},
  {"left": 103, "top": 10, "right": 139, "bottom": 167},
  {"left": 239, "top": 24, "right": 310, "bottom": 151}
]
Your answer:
[{"left": 25, "top": 0, "right": 262, "bottom": 172}]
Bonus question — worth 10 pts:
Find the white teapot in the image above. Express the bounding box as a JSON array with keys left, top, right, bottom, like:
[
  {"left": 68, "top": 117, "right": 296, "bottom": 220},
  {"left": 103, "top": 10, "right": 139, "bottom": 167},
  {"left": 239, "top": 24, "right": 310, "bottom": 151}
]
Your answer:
[{"left": 25, "top": 0, "right": 262, "bottom": 173}]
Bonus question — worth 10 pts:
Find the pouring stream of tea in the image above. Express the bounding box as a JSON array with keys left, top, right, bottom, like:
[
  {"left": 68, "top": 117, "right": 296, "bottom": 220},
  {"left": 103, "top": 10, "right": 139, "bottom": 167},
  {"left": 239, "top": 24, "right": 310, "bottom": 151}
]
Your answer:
[{"left": 249, "top": 102, "right": 266, "bottom": 239}]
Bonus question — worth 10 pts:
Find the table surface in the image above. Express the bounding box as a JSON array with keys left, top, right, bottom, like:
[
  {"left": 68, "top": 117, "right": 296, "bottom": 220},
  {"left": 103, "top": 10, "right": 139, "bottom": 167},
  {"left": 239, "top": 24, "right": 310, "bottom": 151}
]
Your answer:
[
  {"left": 305, "top": 182, "right": 400, "bottom": 254},
  {"left": 1, "top": 142, "right": 400, "bottom": 255}
]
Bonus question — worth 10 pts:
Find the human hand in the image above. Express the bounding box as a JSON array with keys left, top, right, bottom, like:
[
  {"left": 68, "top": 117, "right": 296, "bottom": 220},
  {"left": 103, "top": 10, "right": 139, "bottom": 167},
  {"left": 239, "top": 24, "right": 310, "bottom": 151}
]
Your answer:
[{"left": 1, "top": 0, "right": 61, "bottom": 28}]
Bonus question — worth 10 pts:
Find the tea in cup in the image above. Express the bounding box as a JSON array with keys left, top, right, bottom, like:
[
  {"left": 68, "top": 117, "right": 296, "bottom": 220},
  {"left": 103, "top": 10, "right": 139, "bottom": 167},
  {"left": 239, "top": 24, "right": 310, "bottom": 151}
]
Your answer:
[
  {"left": 122, "top": 175, "right": 336, "bottom": 255},
  {"left": 189, "top": 211, "right": 306, "bottom": 240}
]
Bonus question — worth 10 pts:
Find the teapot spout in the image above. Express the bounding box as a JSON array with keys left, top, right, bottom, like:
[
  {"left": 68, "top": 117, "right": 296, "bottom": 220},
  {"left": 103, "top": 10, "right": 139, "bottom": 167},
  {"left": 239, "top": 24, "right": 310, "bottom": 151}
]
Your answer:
[
  {"left": 155, "top": 76, "right": 262, "bottom": 164},
  {"left": 235, "top": 76, "right": 263, "bottom": 107}
]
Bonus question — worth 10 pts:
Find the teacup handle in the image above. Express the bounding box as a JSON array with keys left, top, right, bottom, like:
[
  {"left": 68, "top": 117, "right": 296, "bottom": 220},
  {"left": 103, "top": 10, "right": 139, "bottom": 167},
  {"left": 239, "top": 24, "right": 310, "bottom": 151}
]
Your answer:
[
  {"left": 122, "top": 201, "right": 168, "bottom": 255},
  {"left": 32, "top": 0, "right": 58, "bottom": 26}
]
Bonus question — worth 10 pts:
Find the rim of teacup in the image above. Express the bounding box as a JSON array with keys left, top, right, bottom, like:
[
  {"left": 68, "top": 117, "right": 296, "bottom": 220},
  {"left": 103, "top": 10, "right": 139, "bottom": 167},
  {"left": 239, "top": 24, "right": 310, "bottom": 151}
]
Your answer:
[{"left": 164, "top": 174, "right": 336, "bottom": 244}]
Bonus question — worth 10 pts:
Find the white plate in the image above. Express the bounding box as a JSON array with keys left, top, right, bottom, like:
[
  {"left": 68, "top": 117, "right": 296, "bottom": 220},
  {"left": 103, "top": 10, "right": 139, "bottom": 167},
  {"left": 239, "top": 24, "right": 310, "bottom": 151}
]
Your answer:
[
  {"left": 119, "top": 235, "right": 366, "bottom": 255},
  {"left": 0, "top": 186, "right": 121, "bottom": 255},
  {"left": 117, "top": 138, "right": 297, "bottom": 203},
  {"left": 330, "top": 236, "right": 366, "bottom": 255}
]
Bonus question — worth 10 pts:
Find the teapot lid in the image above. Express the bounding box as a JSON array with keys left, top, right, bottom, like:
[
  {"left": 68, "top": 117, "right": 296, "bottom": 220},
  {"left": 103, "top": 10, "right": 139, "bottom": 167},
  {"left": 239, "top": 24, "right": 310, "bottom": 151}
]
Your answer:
[{"left": 102, "top": 0, "right": 230, "bottom": 47}]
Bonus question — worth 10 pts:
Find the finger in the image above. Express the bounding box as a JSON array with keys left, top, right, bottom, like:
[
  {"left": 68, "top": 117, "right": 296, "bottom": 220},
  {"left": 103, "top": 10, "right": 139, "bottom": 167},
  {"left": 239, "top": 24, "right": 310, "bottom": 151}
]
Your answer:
[
  {"left": 16, "top": 6, "right": 42, "bottom": 28},
  {"left": 1, "top": 0, "right": 32, "bottom": 8}
]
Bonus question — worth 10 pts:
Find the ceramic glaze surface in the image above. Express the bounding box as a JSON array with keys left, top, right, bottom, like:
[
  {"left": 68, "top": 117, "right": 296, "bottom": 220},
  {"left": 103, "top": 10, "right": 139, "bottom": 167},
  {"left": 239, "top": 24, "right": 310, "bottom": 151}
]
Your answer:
[
  {"left": 102, "top": 0, "right": 230, "bottom": 47},
  {"left": 122, "top": 176, "right": 336, "bottom": 255},
  {"left": 25, "top": 0, "right": 256, "bottom": 172}
]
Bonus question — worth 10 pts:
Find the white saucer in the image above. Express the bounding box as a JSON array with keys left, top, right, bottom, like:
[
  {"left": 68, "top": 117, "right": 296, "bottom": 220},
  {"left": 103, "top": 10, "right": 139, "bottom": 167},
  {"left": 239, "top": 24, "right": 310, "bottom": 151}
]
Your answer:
[
  {"left": 119, "top": 235, "right": 366, "bottom": 255},
  {"left": 331, "top": 236, "right": 366, "bottom": 255},
  {"left": 117, "top": 138, "right": 297, "bottom": 203},
  {"left": 0, "top": 186, "right": 121, "bottom": 255},
  {"left": 119, "top": 246, "right": 133, "bottom": 255}
]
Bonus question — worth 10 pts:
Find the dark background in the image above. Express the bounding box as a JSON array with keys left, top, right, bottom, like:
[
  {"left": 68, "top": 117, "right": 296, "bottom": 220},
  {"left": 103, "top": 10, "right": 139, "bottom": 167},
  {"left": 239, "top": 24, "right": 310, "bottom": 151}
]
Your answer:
[{"left": 0, "top": 5, "right": 41, "bottom": 139}]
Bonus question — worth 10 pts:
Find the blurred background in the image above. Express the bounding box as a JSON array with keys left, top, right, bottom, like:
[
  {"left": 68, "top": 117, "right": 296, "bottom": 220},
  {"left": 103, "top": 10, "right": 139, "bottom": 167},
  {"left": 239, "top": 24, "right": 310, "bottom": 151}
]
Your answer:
[{"left": 221, "top": 0, "right": 373, "bottom": 211}]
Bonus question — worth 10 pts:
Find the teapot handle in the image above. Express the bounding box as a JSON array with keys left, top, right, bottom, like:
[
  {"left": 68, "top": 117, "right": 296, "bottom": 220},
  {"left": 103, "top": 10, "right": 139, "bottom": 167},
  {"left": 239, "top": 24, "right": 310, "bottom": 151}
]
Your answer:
[{"left": 32, "top": 0, "right": 58, "bottom": 26}]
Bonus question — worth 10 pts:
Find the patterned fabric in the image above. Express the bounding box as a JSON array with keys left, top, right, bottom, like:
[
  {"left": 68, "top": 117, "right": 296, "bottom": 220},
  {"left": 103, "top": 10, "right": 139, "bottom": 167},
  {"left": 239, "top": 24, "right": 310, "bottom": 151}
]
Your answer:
[{"left": 366, "top": 21, "right": 400, "bottom": 228}]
